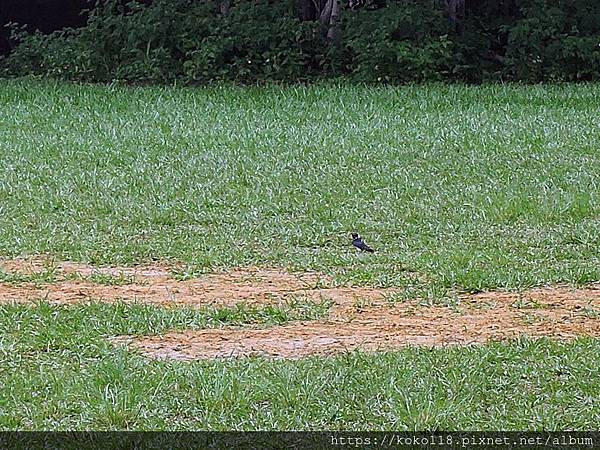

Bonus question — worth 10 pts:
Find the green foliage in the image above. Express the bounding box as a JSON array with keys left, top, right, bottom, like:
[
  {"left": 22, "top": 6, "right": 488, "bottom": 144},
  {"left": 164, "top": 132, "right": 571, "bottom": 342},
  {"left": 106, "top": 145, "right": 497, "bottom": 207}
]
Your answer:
[
  {"left": 340, "top": 1, "right": 455, "bottom": 82},
  {"left": 1, "top": 0, "right": 326, "bottom": 83},
  {"left": 0, "top": 0, "right": 599, "bottom": 83},
  {"left": 0, "top": 26, "right": 92, "bottom": 80},
  {"left": 181, "top": 1, "right": 325, "bottom": 82},
  {"left": 505, "top": 0, "right": 600, "bottom": 81}
]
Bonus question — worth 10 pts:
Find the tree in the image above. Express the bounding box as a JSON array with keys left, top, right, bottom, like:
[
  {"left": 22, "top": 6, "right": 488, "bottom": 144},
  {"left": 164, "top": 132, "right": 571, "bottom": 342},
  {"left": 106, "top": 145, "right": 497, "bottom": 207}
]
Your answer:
[
  {"left": 319, "top": 0, "right": 340, "bottom": 40},
  {"left": 298, "top": 0, "right": 338, "bottom": 37},
  {"left": 443, "top": 0, "right": 466, "bottom": 34},
  {"left": 299, "top": 0, "right": 467, "bottom": 40}
]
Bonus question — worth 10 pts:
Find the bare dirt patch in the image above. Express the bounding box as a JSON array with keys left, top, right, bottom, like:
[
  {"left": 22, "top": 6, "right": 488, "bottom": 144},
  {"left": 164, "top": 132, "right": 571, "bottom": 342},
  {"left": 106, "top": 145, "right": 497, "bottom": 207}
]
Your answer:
[
  {"left": 113, "top": 285, "right": 600, "bottom": 360},
  {"left": 3, "top": 258, "right": 600, "bottom": 359},
  {"left": 0, "top": 257, "right": 372, "bottom": 307}
]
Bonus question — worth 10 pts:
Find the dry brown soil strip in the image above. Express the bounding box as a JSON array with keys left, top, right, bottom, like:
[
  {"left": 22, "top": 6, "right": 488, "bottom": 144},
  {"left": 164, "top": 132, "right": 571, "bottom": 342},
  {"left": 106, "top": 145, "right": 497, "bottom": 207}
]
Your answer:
[
  {"left": 2, "top": 258, "right": 600, "bottom": 359},
  {"left": 0, "top": 258, "right": 367, "bottom": 307},
  {"left": 112, "top": 287, "right": 600, "bottom": 360}
]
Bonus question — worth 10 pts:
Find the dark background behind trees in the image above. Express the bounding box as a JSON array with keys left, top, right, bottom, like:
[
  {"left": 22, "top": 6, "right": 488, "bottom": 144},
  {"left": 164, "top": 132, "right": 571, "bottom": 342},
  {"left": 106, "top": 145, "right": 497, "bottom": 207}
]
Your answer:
[
  {"left": 1, "top": 0, "right": 599, "bottom": 83},
  {"left": 0, "top": 0, "right": 153, "bottom": 55},
  {"left": 1, "top": 0, "right": 91, "bottom": 56}
]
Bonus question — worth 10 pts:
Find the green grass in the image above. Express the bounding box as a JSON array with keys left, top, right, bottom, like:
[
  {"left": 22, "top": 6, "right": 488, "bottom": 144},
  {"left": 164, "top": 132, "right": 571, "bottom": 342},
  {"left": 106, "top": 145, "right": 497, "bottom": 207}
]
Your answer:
[
  {"left": 0, "top": 268, "right": 59, "bottom": 286},
  {"left": 1, "top": 80, "right": 600, "bottom": 430},
  {"left": 1, "top": 302, "right": 599, "bottom": 430},
  {"left": 1, "top": 80, "right": 599, "bottom": 292},
  {"left": 71, "top": 272, "right": 139, "bottom": 286}
]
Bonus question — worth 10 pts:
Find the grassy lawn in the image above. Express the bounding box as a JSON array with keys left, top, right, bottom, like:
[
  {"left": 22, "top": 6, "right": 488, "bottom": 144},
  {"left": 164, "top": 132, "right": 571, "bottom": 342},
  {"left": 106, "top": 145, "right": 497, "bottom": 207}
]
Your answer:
[
  {"left": 1, "top": 80, "right": 599, "bottom": 290},
  {"left": 1, "top": 80, "right": 600, "bottom": 429},
  {"left": 2, "top": 303, "right": 599, "bottom": 430}
]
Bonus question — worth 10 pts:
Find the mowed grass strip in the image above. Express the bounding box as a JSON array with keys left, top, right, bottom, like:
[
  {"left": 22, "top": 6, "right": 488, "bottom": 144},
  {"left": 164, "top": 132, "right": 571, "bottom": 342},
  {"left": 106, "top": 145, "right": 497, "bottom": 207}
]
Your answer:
[
  {"left": 0, "top": 302, "right": 599, "bottom": 430},
  {"left": 1, "top": 80, "right": 599, "bottom": 292}
]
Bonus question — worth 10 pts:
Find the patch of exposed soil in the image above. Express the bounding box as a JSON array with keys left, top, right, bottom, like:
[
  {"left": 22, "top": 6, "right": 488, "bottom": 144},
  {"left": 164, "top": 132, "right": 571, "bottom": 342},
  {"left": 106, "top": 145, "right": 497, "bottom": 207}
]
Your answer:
[
  {"left": 113, "top": 286, "right": 600, "bottom": 360},
  {"left": 0, "top": 257, "right": 383, "bottom": 308},
  {"left": 3, "top": 258, "right": 600, "bottom": 359}
]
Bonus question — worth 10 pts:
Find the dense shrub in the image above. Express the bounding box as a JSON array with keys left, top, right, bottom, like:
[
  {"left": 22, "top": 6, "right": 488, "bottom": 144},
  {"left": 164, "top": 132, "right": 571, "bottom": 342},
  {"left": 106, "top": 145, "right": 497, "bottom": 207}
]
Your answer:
[
  {"left": 340, "top": 1, "right": 455, "bottom": 82},
  {"left": 505, "top": 0, "right": 600, "bottom": 81},
  {"left": 2, "top": 0, "right": 327, "bottom": 83},
  {"left": 180, "top": 2, "right": 325, "bottom": 82},
  {"left": 1, "top": 0, "right": 599, "bottom": 83}
]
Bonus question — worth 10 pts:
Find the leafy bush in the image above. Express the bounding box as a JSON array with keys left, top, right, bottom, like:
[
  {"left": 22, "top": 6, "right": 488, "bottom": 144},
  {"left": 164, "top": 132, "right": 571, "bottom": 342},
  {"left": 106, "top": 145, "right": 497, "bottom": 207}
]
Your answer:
[
  {"left": 180, "top": 1, "right": 325, "bottom": 83},
  {"left": 1, "top": 0, "right": 599, "bottom": 83},
  {"left": 1, "top": 25, "right": 93, "bottom": 80},
  {"left": 340, "top": 2, "right": 454, "bottom": 82},
  {"left": 505, "top": 0, "right": 600, "bottom": 81},
  {"left": 1, "top": 0, "right": 326, "bottom": 83}
]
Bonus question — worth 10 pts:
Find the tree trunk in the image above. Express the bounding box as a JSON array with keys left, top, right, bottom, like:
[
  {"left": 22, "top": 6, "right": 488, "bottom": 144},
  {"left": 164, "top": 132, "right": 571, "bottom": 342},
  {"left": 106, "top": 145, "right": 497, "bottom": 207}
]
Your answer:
[
  {"left": 319, "top": 0, "right": 333, "bottom": 26},
  {"left": 444, "top": 0, "right": 465, "bottom": 35},
  {"left": 319, "top": 0, "right": 339, "bottom": 40},
  {"left": 298, "top": 0, "right": 338, "bottom": 40},
  {"left": 326, "top": 0, "right": 339, "bottom": 40}
]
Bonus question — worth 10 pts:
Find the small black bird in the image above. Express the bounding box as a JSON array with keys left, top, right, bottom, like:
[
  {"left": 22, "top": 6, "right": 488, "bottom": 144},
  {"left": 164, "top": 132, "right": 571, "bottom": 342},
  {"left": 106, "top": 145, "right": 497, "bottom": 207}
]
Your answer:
[{"left": 352, "top": 233, "right": 375, "bottom": 253}]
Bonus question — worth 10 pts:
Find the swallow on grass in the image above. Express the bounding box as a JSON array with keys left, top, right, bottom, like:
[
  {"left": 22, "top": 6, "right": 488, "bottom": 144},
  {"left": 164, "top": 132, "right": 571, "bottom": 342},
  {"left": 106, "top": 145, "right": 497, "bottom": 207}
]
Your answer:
[{"left": 351, "top": 233, "right": 375, "bottom": 253}]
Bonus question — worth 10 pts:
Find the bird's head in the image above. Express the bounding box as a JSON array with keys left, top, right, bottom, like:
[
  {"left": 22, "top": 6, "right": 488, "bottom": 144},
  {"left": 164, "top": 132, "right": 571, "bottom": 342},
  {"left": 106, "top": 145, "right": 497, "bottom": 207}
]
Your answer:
[{"left": 351, "top": 233, "right": 359, "bottom": 239}]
